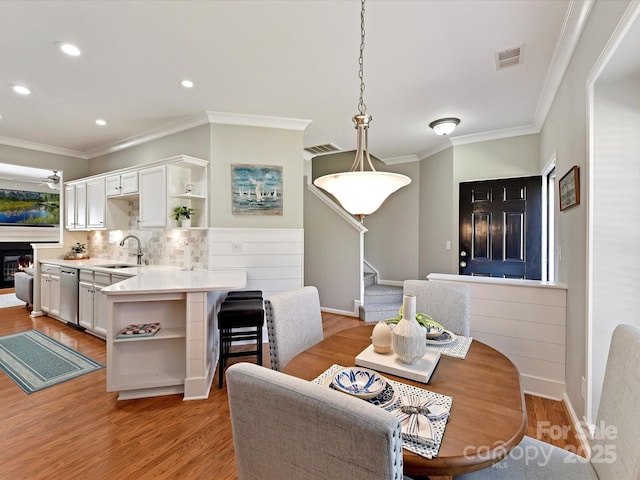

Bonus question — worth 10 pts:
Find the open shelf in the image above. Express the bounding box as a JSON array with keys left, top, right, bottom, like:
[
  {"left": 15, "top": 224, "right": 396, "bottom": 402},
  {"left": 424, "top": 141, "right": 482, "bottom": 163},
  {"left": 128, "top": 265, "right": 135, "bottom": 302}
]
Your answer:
[{"left": 113, "top": 327, "right": 186, "bottom": 343}]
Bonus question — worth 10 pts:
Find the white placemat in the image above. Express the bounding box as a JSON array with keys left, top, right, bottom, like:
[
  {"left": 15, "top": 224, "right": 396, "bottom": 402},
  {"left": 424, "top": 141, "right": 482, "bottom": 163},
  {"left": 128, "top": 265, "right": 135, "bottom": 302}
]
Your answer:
[
  {"left": 313, "top": 364, "right": 453, "bottom": 459},
  {"left": 426, "top": 335, "right": 473, "bottom": 359}
]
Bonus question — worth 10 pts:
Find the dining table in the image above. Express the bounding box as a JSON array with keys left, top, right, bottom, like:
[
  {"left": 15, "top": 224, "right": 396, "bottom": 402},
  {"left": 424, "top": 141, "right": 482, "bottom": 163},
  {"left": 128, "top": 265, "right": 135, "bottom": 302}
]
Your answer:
[{"left": 283, "top": 325, "right": 527, "bottom": 480}]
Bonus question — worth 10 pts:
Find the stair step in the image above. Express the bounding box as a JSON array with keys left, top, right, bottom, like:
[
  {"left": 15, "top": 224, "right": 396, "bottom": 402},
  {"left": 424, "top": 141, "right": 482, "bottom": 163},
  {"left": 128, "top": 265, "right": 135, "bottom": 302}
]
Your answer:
[
  {"left": 364, "top": 272, "right": 376, "bottom": 288},
  {"left": 359, "top": 303, "right": 400, "bottom": 323},
  {"left": 363, "top": 284, "right": 403, "bottom": 305}
]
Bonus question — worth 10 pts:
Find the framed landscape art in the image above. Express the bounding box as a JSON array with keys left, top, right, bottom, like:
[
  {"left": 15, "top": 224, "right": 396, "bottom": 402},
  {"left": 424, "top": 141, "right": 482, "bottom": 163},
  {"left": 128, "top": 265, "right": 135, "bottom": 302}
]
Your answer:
[{"left": 559, "top": 166, "right": 580, "bottom": 211}]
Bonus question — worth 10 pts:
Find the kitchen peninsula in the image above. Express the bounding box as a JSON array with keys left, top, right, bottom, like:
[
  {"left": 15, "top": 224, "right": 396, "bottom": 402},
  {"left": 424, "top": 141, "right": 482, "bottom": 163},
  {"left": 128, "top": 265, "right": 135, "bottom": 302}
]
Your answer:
[
  {"left": 103, "top": 267, "right": 246, "bottom": 401},
  {"left": 39, "top": 258, "right": 246, "bottom": 401}
]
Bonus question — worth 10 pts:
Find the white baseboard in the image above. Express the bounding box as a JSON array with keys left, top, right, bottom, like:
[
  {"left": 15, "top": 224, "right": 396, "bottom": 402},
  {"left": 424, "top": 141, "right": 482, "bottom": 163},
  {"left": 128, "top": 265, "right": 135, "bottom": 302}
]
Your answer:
[
  {"left": 563, "top": 391, "right": 591, "bottom": 457},
  {"left": 521, "top": 373, "right": 565, "bottom": 400},
  {"left": 320, "top": 306, "right": 359, "bottom": 317}
]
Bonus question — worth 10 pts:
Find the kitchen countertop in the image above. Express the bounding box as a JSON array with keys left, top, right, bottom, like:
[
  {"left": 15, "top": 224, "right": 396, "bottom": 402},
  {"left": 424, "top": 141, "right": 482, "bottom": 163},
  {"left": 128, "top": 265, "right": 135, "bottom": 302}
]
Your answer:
[{"left": 39, "top": 258, "right": 246, "bottom": 295}]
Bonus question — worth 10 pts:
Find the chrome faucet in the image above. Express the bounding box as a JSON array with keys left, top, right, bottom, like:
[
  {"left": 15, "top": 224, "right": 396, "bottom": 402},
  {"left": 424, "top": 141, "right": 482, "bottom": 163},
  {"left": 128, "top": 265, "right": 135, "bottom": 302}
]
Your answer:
[{"left": 119, "top": 235, "right": 144, "bottom": 265}]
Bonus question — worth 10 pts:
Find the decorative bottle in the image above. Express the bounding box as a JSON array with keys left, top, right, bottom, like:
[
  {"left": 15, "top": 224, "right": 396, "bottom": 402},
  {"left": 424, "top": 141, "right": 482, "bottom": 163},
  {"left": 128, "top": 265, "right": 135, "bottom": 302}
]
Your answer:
[{"left": 391, "top": 294, "right": 427, "bottom": 364}]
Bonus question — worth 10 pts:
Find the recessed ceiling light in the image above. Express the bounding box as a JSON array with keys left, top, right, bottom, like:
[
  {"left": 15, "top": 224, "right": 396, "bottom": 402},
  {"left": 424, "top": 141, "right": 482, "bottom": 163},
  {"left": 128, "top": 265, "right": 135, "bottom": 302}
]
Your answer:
[
  {"left": 180, "top": 80, "right": 194, "bottom": 88},
  {"left": 12, "top": 85, "right": 31, "bottom": 95},
  {"left": 95, "top": 119, "right": 107, "bottom": 126},
  {"left": 59, "top": 43, "right": 81, "bottom": 57}
]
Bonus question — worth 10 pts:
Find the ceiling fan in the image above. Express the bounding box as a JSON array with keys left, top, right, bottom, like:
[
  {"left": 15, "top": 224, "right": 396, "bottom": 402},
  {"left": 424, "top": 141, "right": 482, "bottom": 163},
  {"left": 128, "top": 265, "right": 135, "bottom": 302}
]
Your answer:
[
  {"left": 9, "top": 170, "right": 62, "bottom": 190},
  {"left": 37, "top": 170, "right": 61, "bottom": 190}
]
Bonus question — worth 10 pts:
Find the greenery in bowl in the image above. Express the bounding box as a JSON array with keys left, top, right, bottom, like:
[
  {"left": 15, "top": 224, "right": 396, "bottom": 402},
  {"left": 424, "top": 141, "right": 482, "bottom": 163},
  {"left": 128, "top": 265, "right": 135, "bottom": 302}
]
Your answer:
[
  {"left": 171, "top": 206, "right": 196, "bottom": 221},
  {"left": 71, "top": 243, "right": 87, "bottom": 254}
]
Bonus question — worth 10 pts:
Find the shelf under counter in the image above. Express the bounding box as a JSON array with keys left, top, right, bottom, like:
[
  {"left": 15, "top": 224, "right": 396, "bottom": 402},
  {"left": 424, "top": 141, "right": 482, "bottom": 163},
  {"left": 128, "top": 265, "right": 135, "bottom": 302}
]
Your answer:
[{"left": 113, "top": 327, "right": 186, "bottom": 342}]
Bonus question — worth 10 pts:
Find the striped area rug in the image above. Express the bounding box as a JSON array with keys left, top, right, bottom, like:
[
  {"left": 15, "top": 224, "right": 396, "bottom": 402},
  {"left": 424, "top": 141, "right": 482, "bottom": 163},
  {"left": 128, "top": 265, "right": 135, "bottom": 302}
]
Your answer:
[{"left": 0, "top": 330, "right": 103, "bottom": 394}]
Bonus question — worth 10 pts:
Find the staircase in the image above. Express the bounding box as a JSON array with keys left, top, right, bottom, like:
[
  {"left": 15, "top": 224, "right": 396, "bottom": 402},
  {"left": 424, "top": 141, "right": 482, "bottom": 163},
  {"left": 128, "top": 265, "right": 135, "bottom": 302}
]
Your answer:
[{"left": 359, "top": 273, "right": 403, "bottom": 322}]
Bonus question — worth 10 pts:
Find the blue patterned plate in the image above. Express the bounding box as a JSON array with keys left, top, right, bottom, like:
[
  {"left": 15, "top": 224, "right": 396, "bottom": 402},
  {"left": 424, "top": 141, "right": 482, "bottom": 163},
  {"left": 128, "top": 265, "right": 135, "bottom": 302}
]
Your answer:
[
  {"left": 332, "top": 367, "right": 386, "bottom": 399},
  {"left": 425, "top": 329, "right": 457, "bottom": 345},
  {"left": 329, "top": 376, "right": 397, "bottom": 407}
]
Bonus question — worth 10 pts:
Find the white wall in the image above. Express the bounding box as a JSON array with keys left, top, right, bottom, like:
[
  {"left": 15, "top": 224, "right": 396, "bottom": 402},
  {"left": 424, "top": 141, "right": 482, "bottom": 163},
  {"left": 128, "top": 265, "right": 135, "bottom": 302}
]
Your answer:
[
  {"left": 88, "top": 124, "right": 211, "bottom": 174},
  {"left": 364, "top": 160, "right": 420, "bottom": 282},
  {"left": 540, "top": 0, "right": 633, "bottom": 422},
  {"left": 419, "top": 147, "right": 454, "bottom": 278},
  {"left": 590, "top": 73, "right": 640, "bottom": 420},
  {"left": 210, "top": 123, "right": 304, "bottom": 229}
]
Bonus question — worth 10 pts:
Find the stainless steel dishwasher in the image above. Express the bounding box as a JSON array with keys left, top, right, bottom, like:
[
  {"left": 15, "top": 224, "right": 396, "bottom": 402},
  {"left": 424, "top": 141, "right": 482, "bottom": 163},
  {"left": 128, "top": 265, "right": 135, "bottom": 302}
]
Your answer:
[{"left": 59, "top": 267, "right": 79, "bottom": 325}]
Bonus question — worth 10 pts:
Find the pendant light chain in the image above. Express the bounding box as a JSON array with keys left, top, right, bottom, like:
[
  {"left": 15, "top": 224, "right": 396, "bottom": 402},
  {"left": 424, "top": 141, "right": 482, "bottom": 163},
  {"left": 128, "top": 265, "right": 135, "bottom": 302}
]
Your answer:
[{"left": 357, "top": 0, "right": 367, "bottom": 115}]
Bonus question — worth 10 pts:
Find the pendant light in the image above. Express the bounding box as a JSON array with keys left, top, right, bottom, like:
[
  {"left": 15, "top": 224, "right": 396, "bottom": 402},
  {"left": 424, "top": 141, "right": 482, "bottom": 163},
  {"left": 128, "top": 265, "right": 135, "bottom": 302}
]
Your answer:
[{"left": 313, "top": 0, "right": 411, "bottom": 223}]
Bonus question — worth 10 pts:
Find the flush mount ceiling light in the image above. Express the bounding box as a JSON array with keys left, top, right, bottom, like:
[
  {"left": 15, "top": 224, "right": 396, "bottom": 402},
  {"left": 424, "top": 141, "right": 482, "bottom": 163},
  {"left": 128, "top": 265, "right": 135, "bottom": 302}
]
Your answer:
[
  {"left": 58, "top": 42, "right": 81, "bottom": 57},
  {"left": 181, "top": 80, "right": 194, "bottom": 88},
  {"left": 429, "top": 118, "right": 460, "bottom": 136},
  {"left": 12, "top": 85, "right": 31, "bottom": 95},
  {"left": 95, "top": 119, "right": 107, "bottom": 126},
  {"left": 313, "top": 0, "right": 410, "bottom": 223}
]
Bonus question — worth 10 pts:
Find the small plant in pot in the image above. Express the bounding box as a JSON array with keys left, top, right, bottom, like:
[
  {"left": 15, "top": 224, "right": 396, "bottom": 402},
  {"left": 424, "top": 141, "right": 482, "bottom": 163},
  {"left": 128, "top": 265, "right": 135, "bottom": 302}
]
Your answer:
[{"left": 172, "top": 206, "right": 196, "bottom": 228}]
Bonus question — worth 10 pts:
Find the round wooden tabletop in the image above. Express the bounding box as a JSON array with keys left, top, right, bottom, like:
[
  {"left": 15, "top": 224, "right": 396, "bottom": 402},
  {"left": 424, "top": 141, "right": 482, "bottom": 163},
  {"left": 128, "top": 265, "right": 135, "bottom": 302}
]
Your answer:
[{"left": 283, "top": 325, "right": 527, "bottom": 478}]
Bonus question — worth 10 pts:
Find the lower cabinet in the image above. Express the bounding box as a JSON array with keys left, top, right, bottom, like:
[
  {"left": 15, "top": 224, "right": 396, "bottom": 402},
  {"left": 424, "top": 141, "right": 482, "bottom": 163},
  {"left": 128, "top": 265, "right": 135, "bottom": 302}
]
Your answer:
[
  {"left": 40, "top": 264, "right": 61, "bottom": 319},
  {"left": 79, "top": 270, "right": 130, "bottom": 338}
]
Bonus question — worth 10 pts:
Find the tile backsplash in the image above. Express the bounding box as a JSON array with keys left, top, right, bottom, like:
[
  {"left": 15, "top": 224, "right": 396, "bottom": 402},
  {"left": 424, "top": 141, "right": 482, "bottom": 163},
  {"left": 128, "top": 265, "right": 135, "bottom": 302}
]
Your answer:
[{"left": 87, "top": 229, "right": 208, "bottom": 270}]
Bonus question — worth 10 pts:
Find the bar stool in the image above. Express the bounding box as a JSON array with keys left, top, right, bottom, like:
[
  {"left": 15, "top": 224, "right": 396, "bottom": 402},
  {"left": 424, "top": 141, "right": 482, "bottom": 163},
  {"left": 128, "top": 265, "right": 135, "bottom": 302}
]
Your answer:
[
  {"left": 217, "top": 298, "right": 264, "bottom": 388},
  {"left": 224, "top": 290, "right": 264, "bottom": 301}
]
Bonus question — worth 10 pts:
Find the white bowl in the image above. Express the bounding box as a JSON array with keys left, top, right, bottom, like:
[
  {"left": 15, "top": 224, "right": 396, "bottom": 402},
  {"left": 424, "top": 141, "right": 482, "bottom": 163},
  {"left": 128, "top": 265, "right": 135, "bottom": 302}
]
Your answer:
[{"left": 332, "top": 367, "right": 386, "bottom": 400}]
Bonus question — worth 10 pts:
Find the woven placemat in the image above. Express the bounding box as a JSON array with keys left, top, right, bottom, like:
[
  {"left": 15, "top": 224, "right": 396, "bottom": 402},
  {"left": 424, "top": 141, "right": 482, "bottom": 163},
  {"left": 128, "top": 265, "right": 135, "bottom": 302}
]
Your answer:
[
  {"left": 313, "top": 364, "right": 453, "bottom": 459},
  {"left": 426, "top": 335, "right": 473, "bottom": 359}
]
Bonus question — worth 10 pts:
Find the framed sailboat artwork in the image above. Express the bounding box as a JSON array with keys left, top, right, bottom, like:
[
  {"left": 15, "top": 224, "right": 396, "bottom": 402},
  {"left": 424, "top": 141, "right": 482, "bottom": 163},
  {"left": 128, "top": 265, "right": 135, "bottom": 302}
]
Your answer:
[{"left": 231, "top": 164, "right": 283, "bottom": 216}]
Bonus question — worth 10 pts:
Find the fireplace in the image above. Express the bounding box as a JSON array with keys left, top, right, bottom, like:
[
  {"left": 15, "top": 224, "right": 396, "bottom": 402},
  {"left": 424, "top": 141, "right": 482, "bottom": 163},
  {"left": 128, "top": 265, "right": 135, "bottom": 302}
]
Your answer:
[{"left": 0, "top": 242, "right": 34, "bottom": 289}]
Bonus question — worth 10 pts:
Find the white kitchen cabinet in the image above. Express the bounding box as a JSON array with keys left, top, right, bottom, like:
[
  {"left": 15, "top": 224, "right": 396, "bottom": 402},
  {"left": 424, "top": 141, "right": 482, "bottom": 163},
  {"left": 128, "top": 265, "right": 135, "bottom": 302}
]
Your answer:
[
  {"left": 106, "top": 171, "right": 138, "bottom": 197},
  {"left": 139, "top": 165, "right": 167, "bottom": 227},
  {"left": 40, "top": 264, "right": 61, "bottom": 319},
  {"left": 86, "top": 178, "right": 106, "bottom": 229},
  {"left": 79, "top": 270, "right": 130, "bottom": 338},
  {"left": 64, "top": 184, "right": 76, "bottom": 230},
  {"left": 65, "top": 182, "right": 87, "bottom": 230}
]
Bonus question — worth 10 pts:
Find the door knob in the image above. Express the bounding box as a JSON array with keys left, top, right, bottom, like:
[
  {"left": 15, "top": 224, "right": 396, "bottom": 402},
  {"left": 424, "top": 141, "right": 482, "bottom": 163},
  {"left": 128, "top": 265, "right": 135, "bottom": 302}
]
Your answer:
[
  {"left": 460, "top": 261, "right": 467, "bottom": 268},
  {"left": 460, "top": 251, "right": 467, "bottom": 257}
]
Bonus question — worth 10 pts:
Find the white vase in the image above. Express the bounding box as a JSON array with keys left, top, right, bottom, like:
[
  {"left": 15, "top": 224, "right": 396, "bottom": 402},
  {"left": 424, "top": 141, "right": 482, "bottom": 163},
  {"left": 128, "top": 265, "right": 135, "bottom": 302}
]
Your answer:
[
  {"left": 391, "top": 294, "right": 426, "bottom": 364},
  {"left": 181, "top": 218, "right": 191, "bottom": 228},
  {"left": 371, "top": 321, "right": 393, "bottom": 354}
]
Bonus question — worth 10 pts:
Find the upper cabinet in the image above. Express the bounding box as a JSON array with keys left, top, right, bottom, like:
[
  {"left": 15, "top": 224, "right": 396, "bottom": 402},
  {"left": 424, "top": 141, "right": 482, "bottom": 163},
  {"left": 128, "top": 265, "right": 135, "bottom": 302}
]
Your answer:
[
  {"left": 138, "top": 165, "right": 167, "bottom": 228},
  {"left": 86, "top": 178, "right": 106, "bottom": 229},
  {"left": 106, "top": 171, "right": 138, "bottom": 198},
  {"left": 63, "top": 155, "right": 208, "bottom": 231}
]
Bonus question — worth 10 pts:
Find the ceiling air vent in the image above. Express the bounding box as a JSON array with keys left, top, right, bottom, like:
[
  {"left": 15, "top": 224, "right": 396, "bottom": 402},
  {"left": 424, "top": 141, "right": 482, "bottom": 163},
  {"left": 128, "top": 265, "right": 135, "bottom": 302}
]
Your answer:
[
  {"left": 495, "top": 46, "right": 523, "bottom": 70},
  {"left": 304, "top": 143, "right": 341, "bottom": 156}
]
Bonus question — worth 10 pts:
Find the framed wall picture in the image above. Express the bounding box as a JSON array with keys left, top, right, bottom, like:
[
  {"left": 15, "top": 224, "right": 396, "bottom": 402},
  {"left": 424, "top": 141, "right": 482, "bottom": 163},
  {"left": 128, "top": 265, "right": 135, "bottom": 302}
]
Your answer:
[
  {"left": 231, "top": 164, "right": 283, "bottom": 216},
  {"left": 559, "top": 165, "right": 580, "bottom": 211}
]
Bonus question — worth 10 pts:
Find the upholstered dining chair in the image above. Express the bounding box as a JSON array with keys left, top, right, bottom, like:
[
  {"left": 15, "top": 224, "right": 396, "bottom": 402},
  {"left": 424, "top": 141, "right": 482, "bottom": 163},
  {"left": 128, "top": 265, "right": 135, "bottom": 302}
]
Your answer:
[
  {"left": 226, "top": 362, "right": 411, "bottom": 480},
  {"left": 456, "top": 323, "right": 640, "bottom": 480},
  {"left": 403, "top": 280, "right": 471, "bottom": 336},
  {"left": 265, "top": 286, "right": 324, "bottom": 372}
]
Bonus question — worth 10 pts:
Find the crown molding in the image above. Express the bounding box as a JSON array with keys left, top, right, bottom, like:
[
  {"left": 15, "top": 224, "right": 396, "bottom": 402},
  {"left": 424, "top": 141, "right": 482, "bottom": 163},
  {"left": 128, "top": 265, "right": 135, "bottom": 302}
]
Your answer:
[
  {"left": 533, "top": 0, "right": 595, "bottom": 130},
  {"left": 0, "top": 135, "right": 87, "bottom": 159},
  {"left": 381, "top": 154, "right": 420, "bottom": 165},
  {"left": 206, "top": 111, "right": 312, "bottom": 131},
  {"left": 86, "top": 111, "right": 211, "bottom": 158},
  {"left": 449, "top": 124, "right": 539, "bottom": 147}
]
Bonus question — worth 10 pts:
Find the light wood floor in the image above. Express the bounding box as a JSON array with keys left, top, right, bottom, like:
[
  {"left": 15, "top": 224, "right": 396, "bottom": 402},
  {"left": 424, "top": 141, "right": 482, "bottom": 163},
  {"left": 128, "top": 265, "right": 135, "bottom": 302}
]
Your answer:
[{"left": 0, "top": 303, "right": 583, "bottom": 479}]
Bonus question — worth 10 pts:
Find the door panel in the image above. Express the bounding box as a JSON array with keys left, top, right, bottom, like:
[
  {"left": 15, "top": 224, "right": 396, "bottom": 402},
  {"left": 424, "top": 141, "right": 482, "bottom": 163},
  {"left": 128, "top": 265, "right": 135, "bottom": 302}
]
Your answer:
[{"left": 460, "top": 176, "right": 542, "bottom": 280}]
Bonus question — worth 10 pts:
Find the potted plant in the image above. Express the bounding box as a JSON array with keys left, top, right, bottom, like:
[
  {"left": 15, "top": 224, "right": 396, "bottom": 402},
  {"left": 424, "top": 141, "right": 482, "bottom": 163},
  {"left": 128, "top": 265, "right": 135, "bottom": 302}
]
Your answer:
[
  {"left": 69, "top": 243, "right": 88, "bottom": 259},
  {"left": 172, "top": 206, "right": 196, "bottom": 228}
]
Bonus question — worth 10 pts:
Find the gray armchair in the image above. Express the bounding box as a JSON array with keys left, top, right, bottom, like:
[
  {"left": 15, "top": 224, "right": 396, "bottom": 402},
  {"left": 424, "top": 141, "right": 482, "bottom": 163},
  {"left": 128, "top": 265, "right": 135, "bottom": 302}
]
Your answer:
[
  {"left": 456, "top": 323, "right": 640, "bottom": 479},
  {"left": 226, "top": 362, "right": 408, "bottom": 480},
  {"left": 403, "top": 280, "right": 470, "bottom": 336},
  {"left": 264, "top": 286, "right": 324, "bottom": 372}
]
